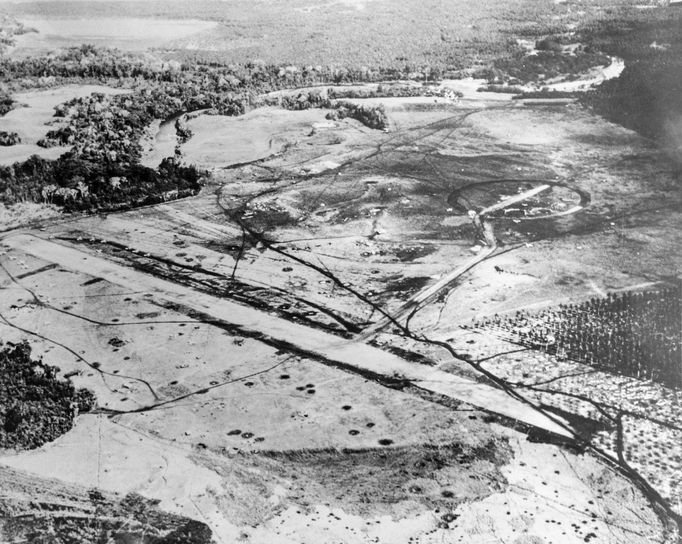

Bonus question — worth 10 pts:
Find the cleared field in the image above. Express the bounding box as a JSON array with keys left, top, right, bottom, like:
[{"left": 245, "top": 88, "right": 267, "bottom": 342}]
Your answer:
[
  {"left": 180, "top": 108, "right": 336, "bottom": 169},
  {"left": 0, "top": 232, "right": 570, "bottom": 435},
  {"left": 10, "top": 17, "right": 218, "bottom": 56},
  {"left": 0, "top": 414, "right": 663, "bottom": 543},
  {"left": 0, "top": 143, "right": 67, "bottom": 166},
  {"left": 0, "top": 237, "right": 657, "bottom": 543}
]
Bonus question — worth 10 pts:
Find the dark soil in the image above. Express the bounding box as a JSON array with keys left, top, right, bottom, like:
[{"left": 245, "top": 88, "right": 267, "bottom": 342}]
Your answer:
[
  {"left": 392, "top": 244, "right": 436, "bottom": 262},
  {"left": 383, "top": 275, "right": 431, "bottom": 300}
]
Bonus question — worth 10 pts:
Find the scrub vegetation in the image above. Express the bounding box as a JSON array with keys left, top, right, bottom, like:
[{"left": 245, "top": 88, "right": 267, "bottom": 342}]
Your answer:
[{"left": 0, "top": 341, "right": 95, "bottom": 450}]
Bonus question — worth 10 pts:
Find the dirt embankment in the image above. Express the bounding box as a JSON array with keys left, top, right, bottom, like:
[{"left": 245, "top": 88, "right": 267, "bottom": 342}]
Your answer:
[{"left": 0, "top": 466, "right": 212, "bottom": 543}]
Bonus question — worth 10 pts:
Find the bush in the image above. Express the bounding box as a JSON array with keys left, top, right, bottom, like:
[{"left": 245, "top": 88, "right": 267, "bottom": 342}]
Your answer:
[
  {"left": 328, "top": 101, "right": 388, "bottom": 130},
  {"left": 0, "top": 131, "right": 20, "bottom": 146},
  {"left": 0, "top": 92, "right": 13, "bottom": 116},
  {"left": 535, "top": 37, "right": 563, "bottom": 53}
]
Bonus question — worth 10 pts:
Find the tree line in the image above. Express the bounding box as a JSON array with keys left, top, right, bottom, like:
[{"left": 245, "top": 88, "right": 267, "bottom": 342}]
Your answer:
[
  {"left": 0, "top": 154, "right": 201, "bottom": 211},
  {"left": 0, "top": 45, "right": 417, "bottom": 212}
]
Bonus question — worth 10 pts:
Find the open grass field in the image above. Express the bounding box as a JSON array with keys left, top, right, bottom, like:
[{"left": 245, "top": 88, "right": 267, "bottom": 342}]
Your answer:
[
  {"left": 180, "top": 108, "right": 333, "bottom": 168},
  {"left": 10, "top": 17, "right": 218, "bottom": 56}
]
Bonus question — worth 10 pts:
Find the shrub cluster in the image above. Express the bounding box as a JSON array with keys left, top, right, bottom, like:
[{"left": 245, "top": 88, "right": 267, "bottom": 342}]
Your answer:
[
  {"left": 0, "top": 341, "right": 96, "bottom": 450},
  {"left": 327, "top": 101, "right": 389, "bottom": 130},
  {"left": 0, "top": 130, "right": 19, "bottom": 146},
  {"left": 0, "top": 90, "right": 13, "bottom": 115},
  {"left": 261, "top": 88, "right": 391, "bottom": 129},
  {"left": 0, "top": 154, "right": 201, "bottom": 211}
]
